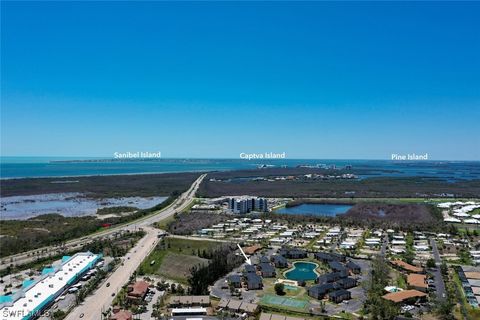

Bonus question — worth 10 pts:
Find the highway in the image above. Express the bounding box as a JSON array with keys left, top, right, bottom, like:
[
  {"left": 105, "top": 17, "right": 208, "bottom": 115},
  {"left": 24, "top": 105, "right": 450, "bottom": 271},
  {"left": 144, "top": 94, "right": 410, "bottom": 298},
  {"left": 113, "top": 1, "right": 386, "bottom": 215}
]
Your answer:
[
  {"left": 0, "top": 174, "right": 206, "bottom": 271},
  {"left": 64, "top": 174, "right": 206, "bottom": 319},
  {"left": 65, "top": 226, "right": 159, "bottom": 320}
]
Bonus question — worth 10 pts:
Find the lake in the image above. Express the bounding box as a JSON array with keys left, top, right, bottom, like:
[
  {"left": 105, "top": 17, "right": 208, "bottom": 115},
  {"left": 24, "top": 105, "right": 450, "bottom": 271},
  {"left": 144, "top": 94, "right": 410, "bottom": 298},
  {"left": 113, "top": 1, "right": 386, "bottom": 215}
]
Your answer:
[
  {"left": 284, "top": 261, "right": 319, "bottom": 281},
  {"left": 275, "top": 203, "right": 353, "bottom": 217}
]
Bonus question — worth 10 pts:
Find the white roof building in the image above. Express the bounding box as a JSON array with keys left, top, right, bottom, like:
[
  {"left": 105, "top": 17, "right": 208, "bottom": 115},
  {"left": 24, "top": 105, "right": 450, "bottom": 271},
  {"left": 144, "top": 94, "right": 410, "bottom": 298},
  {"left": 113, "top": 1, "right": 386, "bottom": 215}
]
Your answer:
[{"left": 0, "top": 252, "right": 100, "bottom": 320}]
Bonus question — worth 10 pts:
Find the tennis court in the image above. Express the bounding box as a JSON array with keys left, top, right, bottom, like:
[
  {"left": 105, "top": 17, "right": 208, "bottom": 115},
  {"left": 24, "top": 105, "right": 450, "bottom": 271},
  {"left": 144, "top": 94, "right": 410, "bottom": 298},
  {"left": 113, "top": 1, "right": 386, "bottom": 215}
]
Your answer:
[{"left": 260, "top": 294, "right": 308, "bottom": 310}]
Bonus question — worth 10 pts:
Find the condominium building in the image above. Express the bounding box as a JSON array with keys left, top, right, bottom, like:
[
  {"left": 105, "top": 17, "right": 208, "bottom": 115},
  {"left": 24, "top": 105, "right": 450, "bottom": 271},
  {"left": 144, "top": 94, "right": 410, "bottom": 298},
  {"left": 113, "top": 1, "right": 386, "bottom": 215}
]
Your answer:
[{"left": 228, "top": 196, "right": 268, "bottom": 214}]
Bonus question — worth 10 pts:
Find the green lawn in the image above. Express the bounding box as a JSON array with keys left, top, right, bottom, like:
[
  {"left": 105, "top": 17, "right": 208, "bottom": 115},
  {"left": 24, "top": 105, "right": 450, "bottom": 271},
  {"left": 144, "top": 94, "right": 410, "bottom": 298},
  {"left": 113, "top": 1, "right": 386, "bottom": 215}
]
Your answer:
[{"left": 138, "top": 237, "right": 223, "bottom": 282}]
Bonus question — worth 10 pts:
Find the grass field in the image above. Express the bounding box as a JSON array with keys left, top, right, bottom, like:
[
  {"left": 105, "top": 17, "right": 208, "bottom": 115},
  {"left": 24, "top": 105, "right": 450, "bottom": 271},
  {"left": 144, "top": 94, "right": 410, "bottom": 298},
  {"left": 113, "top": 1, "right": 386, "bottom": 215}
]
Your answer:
[
  {"left": 157, "top": 252, "right": 208, "bottom": 282},
  {"left": 138, "top": 237, "right": 223, "bottom": 283}
]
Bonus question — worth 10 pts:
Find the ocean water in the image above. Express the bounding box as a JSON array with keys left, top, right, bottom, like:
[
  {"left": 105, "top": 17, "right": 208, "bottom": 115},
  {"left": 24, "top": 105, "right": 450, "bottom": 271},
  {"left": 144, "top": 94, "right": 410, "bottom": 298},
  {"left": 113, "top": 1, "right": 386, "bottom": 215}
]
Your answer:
[{"left": 1, "top": 157, "right": 479, "bottom": 180}]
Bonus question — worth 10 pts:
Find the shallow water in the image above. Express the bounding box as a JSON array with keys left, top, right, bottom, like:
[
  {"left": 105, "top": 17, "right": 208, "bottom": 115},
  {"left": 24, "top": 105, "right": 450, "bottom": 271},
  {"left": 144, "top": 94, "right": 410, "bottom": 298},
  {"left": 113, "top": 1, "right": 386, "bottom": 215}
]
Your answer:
[{"left": 0, "top": 192, "right": 167, "bottom": 220}]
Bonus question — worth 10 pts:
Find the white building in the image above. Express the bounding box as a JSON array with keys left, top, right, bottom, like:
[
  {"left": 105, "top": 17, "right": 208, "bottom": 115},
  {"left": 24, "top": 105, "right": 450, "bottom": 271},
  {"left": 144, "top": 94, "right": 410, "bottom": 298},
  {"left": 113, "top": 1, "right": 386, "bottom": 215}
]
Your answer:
[
  {"left": 228, "top": 196, "right": 268, "bottom": 214},
  {"left": 0, "top": 252, "right": 101, "bottom": 320}
]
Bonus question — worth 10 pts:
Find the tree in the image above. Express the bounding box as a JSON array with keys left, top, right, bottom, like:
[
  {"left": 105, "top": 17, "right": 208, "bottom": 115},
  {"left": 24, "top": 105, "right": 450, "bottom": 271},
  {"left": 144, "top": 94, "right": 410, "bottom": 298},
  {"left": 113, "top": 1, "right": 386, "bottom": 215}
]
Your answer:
[
  {"left": 440, "top": 262, "right": 448, "bottom": 276},
  {"left": 177, "top": 284, "right": 185, "bottom": 295},
  {"left": 426, "top": 258, "right": 436, "bottom": 269},
  {"left": 274, "top": 283, "right": 285, "bottom": 296}
]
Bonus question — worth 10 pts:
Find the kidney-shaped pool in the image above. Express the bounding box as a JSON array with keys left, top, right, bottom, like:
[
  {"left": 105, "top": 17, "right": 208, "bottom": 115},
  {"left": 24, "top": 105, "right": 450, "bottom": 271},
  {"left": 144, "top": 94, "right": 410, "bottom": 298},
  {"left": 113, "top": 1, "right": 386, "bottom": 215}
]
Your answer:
[{"left": 284, "top": 261, "right": 319, "bottom": 281}]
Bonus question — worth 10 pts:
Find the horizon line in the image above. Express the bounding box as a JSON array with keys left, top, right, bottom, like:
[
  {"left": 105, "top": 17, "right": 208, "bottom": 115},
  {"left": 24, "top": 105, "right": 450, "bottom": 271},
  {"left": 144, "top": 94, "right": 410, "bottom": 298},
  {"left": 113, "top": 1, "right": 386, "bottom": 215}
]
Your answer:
[{"left": 1, "top": 155, "right": 479, "bottom": 162}]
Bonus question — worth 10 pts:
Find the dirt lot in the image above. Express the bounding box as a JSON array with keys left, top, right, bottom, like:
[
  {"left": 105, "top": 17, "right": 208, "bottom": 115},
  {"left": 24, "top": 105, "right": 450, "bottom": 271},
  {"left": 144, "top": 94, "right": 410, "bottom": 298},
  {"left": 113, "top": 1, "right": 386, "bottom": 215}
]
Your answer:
[{"left": 157, "top": 252, "right": 208, "bottom": 281}]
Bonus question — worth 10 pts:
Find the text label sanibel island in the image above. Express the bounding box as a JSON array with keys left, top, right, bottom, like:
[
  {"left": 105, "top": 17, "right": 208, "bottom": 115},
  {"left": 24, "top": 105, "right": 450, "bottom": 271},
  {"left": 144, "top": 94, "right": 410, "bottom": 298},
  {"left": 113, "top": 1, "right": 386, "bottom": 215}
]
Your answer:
[
  {"left": 113, "top": 151, "right": 162, "bottom": 159},
  {"left": 239, "top": 152, "right": 286, "bottom": 160}
]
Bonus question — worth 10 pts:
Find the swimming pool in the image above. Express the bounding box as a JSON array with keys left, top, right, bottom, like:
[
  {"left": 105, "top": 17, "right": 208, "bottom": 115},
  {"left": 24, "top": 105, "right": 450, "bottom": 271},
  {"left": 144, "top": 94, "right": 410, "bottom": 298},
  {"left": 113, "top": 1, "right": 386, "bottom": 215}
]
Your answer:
[{"left": 284, "top": 261, "right": 319, "bottom": 281}]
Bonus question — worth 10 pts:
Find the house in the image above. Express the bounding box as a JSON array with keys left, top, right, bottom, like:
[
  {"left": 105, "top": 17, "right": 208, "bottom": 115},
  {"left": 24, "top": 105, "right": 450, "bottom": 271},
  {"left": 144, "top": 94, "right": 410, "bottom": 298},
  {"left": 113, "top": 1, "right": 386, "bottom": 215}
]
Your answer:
[
  {"left": 307, "top": 283, "right": 335, "bottom": 299},
  {"left": 239, "top": 302, "right": 259, "bottom": 315},
  {"left": 316, "top": 271, "right": 348, "bottom": 284},
  {"left": 218, "top": 298, "right": 229, "bottom": 309},
  {"left": 259, "top": 256, "right": 270, "bottom": 264},
  {"left": 271, "top": 255, "right": 288, "bottom": 268},
  {"left": 228, "top": 274, "right": 242, "bottom": 288},
  {"left": 243, "top": 244, "right": 262, "bottom": 255},
  {"left": 407, "top": 274, "right": 427, "bottom": 292},
  {"left": 244, "top": 264, "right": 256, "bottom": 274},
  {"left": 226, "top": 299, "right": 242, "bottom": 312},
  {"left": 335, "top": 277, "right": 357, "bottom": 289},
  {"left": 280, "top": 248, "right": 307, "bottom": 259},
  {"left": 314, "top": 252, "right": 345, "bottom": 263},
  {"left": 346, "top": 260, "right": 361, "bottom": 274},
  {"left": 258, "top": 263, "right": 276, "bottom": 278},
  {"left": 167, "top": 296, "right": 211, "bottom": 307},
  {"left": 278, "top": 248, "right": 288, "bottom": 257},
  {"left": 218, "top": 298, "right": 258, "bottom": 315},
  {"left": 382, "top": 290, "right": 427, "bottom": 304},
  {"left": 110, "top": 309, "right": 133, "bottom": 320},
  {"left": 314, "top": 252, "right": 333, "bottom": 263},
  {"left": 328, "top": 261, "right": 347, "bottom": 273},
  {"left": 391, "top": 260, "right": 423, "bottom": 273},
  {"left": 127, "top": 281, "right": 149, "bottom": 303},
  {"left": 245, "top": 273, "right": 263, "bottom": 290},
  {"left": 328, "top": 289, "right": 351, "bottom": 303}
]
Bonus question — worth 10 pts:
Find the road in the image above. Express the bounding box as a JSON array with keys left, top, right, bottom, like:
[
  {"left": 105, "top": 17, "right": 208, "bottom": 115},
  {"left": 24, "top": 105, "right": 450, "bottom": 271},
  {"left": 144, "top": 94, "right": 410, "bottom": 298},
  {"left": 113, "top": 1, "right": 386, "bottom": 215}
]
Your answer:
[
  {"left": 0, "top": 174, "right": 206, "bottom": 270},
  {"left": 169, "top": 234, "right": 232, "bottom": 243},
  {"left": 64, "top": 174, "right": 206, "bottom": 320},
  {"left": 430, "top": 238, "right": 447, "bottom": 301},
  {"left": 380, "top": 235, "right": 388, "bottom": 257},
  {"left": 65, "top": 226, "right": 159, "bottom": 320}
]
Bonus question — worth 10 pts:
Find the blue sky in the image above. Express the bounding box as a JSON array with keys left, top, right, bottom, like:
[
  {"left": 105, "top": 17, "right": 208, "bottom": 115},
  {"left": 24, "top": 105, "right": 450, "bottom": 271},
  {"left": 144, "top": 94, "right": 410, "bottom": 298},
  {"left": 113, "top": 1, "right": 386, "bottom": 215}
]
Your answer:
[{"left": 1, "top": 1, "right": 479, "bottom": 160}]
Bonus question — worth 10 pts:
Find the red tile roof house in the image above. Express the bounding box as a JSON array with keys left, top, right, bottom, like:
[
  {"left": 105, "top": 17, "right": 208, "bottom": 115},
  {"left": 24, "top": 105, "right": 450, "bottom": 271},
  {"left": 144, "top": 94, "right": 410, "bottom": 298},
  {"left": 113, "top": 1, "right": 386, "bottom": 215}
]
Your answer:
[
  {"left": 110, "top": 307, "right": 133, "bottom": 320},
  {"left": 127, "top": 280, "right": 150, "bottom": 303}
]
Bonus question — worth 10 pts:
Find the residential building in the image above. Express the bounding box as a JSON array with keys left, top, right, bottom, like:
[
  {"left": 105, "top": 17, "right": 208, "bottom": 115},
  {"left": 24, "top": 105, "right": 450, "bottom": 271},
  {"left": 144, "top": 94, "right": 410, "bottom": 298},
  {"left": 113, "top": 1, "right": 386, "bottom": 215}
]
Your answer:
[
  {"left": 328, "top": 289, "right": 351, "bottom": 303},
  {"left": 271, "top": 255, "right": 288, "bottom": 268},
  {"left": 307, "top": 283, "right": 336, "bottom": 299},
  {"left": 382, "top": 290, "right": 427, "bottom": 304},
  {"left": 346, "top": 260, "right": 361, "bottom": 274},
  {"left": 245, "top": 273, "right": 263, "bottom": 290},
  {"left": 127, "top": 281, "right": 150, "bottom": 303},
  {"left": 228, "top": 196, "right": 268, "bottom": 214},
  {"left": 228, "top": 274, "right": 242, "bottom": 288},
  {"left": 110, "top": 309, "right": 133, "bottom": 320},
  {"left": 407, "top": 274, "right": 427, "bottom": 292},
  {"left": 258, "top": 263, "right": 276, "bottom": 278}
]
